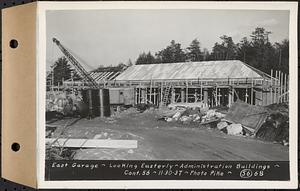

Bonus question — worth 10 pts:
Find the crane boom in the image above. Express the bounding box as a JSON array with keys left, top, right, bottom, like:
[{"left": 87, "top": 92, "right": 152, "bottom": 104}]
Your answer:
[{"left": 52, "top": 37, "right": 99, "bottom": 89}]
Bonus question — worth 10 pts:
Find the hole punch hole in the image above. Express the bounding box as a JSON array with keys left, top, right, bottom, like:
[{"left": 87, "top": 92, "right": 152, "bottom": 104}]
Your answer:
[
  {"left": 11, "top": 143, "right": 20, "bottom": 152},
  {"left": 9, "top": 39, "right": 18, "bottom": 48}
]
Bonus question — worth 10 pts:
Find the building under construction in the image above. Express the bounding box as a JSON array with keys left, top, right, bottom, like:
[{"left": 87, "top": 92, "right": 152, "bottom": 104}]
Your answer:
[
  {"left": 48, "top": 37, "right": 288, "bottom": 110},
  {"left": 109, "top": 60, "right": 289, "bottom": 107}
]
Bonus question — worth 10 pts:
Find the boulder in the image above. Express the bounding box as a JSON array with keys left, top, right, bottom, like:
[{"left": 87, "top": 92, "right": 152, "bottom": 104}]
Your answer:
[
  {"left": 226, "top": 124, "right": 243, "bottom": 135},
  {"left": 172, "top": 111, "right": 182, "bottom": 120},
  {"left": 217, "top": 121, "right": 228, "bottom": 130},
  {"left": 166, "top": 117, "right": 174, "bottom": 122},
  {"left": 180, "top": 116, "right": 192, "bottom": 124}
]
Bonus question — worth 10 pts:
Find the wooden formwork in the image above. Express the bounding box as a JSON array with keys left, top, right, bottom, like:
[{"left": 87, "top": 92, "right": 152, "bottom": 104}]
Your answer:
[{"left": 52, "top": 69, "right": 289, "bottom": 107}]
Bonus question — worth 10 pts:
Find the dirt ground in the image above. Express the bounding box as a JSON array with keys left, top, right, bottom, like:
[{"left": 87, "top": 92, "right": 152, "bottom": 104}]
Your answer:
[{"left": 48, "top": 109, "right": 289, "bottom": 161}]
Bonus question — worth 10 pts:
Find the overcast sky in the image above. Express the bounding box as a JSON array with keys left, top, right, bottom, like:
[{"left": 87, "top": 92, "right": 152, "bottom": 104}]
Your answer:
[{"left": 46, "top": 9, "right": 289, "bottom": 71}]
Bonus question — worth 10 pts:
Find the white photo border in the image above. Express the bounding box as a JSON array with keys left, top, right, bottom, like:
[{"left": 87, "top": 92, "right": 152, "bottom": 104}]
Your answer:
[{"left": 37, "top": 1, "right": 298, "bottom": 189}]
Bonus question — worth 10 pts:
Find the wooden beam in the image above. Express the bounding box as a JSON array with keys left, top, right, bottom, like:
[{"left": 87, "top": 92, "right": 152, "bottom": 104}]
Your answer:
[{"left": 46, "top": 138, "right": 138, "bottom": 149}]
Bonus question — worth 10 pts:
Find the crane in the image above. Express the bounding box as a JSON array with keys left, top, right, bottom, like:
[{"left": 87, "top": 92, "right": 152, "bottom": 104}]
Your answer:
[{"left": 52, "top": 37, "right": 99, "bottom": 89}]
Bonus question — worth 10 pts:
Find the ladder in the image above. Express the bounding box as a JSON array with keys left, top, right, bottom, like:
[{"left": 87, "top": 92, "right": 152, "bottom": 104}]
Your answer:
[{"left": 161, "top": 84, "right": 172, "bottom": 106}]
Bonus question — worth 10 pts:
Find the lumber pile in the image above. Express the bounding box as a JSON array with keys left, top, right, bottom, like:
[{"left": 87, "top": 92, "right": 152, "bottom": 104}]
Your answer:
[{"left": 46, "top": 138, "right": 138, "bottom": 149}]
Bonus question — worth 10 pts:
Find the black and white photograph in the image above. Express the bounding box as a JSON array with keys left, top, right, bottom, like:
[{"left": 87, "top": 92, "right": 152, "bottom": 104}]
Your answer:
[{"left": 40, "top": 1, "right": 297, "bottom": 187}]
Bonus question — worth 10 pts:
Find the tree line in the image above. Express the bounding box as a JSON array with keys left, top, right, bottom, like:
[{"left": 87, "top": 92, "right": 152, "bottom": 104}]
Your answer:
[
  {"left": 134, "top": 27, "right": 289, "bottom": 74},
  {"left": 50, "top": 27, "right": 288, "bottom": 86}
]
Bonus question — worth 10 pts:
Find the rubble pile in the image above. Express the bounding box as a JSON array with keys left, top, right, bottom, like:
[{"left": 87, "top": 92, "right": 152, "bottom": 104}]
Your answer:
[
  {"left": 159, "top": 100, "right": 289, "bottom": 146},
  {"left": 159, "top": 103, "right": 225, "bottom": 125},
  {"left": 111, "top": 107, "right": 140, "bottom": 117}
]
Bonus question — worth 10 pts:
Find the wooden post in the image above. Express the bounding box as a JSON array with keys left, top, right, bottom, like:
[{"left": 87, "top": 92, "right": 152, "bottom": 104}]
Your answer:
[
  {"left": 228, "top": 88, "right": 232, "bottom": 107},
  {"left": 280, "top": 72, "right": 284, "bottom": 102},
  {"left": 139, "top": 82, "right": 141, "bottom": 104},
  {"left": 217, "top": 88, "right": 221, "bottom": 106},
  {"left": 171, "top": 87, "right": 175, "bottom": 103},
  {"left": 284, "top": 74, "right": 287, "bottom": 102},
  {"left": 270, "top": 69, "right": 273, "bottom": 104},
  {"left": 275, "top": 70, "right": 278, "bottom": 103},
  {"left": 286, "top": 75, "right": 290, "bottom": 102},
  {"left": 141, "top": 88, "right": 146, "bottom": 103},
  {"left": 88, "top": 89, "right": 93, "bottom": 118},
  {"left": 150, "top": 79, "right": 152, "bottom": 103},
  {"left": 214, "top": 86, "right": 217, "bottom": 106},
  {"left": 203, "top": 88, "right": 208, "bottom": 106},
  {"left": 194, "top": 88, "right": 197, "bottom": 103},
  {"left": 251, "top": 78, "right": 254, "bottom": 105},
  {"left": 99, "top": 89, "right": 104, "bottom": 117},
  {"left": 134, "top": 87, "right": 137, "bottom": 105},
  {"left": 181, "top": 88, "right": 185, "bottom": 103},
  {"left": 245, "top": 88, "right": 248, "bottom": 103},
  {"left": 160, "top": 82, "right": 163, "bottom": 105},
  {"left": 232, "top": 86, "right": 235, "bottom": 103},
  {"left": 200, "top": 81, "right": 203, "bottom": 101},
  {"left": 186, "top": 80, "right": 188, "bottom": 103},
  {"left": 278, "top": 71, "right": 281, "bottom": 103},
  {"left": 154, "top": 88, "right": 156, "bottom": 105}
]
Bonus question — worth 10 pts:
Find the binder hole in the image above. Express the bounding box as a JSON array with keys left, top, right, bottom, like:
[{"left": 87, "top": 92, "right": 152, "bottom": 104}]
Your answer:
[
  {"left": 9, "top": 39, "right": 18, "bottom": 48},
  {"left": 11, "top": 143, "right": 20, "bottom": 152}
]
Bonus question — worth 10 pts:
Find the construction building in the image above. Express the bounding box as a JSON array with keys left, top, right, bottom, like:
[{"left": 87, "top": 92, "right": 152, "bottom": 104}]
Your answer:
[{"left": 111, "top": 60, "right": 289, "bottom": 107}]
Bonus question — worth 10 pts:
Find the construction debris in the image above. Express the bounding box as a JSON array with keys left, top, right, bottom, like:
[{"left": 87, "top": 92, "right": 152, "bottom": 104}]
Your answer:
[
  {"left": 217, "top": 121, "right": 228, "bottom": 130},
  {"left": 224, "top": 100, "right": 268, "bottom": 133},
  {"left": 168, "top": 101, "right": 209, "bottom": 112},
  {"left": 226, "top": 124, "right": 243, "bottom": 136},
  {"left": 158, "top": 103, "right": 225, "bottom": 125}
]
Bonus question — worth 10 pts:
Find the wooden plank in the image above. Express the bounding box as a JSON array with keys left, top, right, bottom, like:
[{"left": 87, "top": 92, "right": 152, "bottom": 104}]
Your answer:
[{"left": 46, "top": 138, "right": 138, "bottom": 149}]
